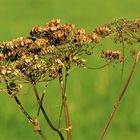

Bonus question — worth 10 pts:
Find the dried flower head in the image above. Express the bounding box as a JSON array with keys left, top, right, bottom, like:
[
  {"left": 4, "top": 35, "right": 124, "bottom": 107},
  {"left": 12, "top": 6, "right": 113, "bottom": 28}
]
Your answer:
[
  {"left": 101, "top": 49, "right": 121, "bottom": 61},
  {"left": 88, "top": 32, "right": 101, "bottom": 42},
  {"left": 30, "top": 19, "right": 75, "bottom": 45},
  {"left": 95, "top": 26, "right": 112, "bottom": 37},
  {"left": 73, "top": 29, "right": 92, "bottom": 44},
  {"left": 0, "top": 18, "right": 139, "bottom": 87}
]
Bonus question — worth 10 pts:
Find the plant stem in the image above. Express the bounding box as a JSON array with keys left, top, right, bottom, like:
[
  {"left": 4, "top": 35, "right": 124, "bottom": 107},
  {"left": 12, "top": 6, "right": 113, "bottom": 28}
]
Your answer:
[
  {"left": 58, "top": 68, "right": 72, "bottom": 140},
  {"left": 32, "top": 83, "right": 64, "bottom": 140},
  {"left": 4, "top": 80, "right": 47, "bottom": 140},
  {"left": 58, "top": 68, "right": 69, "bottom": 128},
  {"left": 99, "top": 49, "right": 140, "bottom": 140},
  {"left": 37, "top": 93, "right": 44, "bottom": 117},
  {"left": 14, "top": 96, "right": 47, "bottom": 140},
  {"left": 14, "top": 96, "right": 34, "bottom": 123},
  {"left": 121, "top": 42, "right": 125, "bottom": 81},
  {"left": 86, "top": 61, "right": 112, "bottom": 70},
  {"left": 38, "top": 130, "right": 48, "bottom": 140}
]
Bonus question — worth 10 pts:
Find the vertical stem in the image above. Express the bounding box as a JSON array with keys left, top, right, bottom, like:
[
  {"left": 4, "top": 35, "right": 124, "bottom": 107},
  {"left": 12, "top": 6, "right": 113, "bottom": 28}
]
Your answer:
[
  {"left": 58, "top": 68, "right": 72, "bottom": 140},
  {"left": 99, "top": 50, "right": 140, "bottom": 140},
  {"left": 121, "top": 42, "right": 125, "bottom": 81},
  {"left": 58, "top": 68, "right": 69, "bottom": 128}
]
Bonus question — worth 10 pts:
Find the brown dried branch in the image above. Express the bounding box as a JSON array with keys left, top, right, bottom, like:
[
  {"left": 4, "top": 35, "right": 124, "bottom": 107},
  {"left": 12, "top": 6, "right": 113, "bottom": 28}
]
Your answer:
[
  {"left": 99, "top": 49, "right": 140, "bottom": 140},
  {"left": 58, "top": 67, "right": 69, "bottom": 129},
  {"left": 58, "top": 68, "right": 72, "bottom": 140}
]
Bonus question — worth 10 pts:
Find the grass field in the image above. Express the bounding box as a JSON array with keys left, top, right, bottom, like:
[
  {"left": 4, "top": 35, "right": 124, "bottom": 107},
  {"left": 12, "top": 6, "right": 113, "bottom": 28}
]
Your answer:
[{"left": 0, "top": 0, "right": 140, "bottom": 140}]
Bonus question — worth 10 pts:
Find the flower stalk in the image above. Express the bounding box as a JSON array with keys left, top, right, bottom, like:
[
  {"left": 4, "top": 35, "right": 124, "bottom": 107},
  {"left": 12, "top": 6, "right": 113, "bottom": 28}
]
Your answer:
[{"left": 58, "top": 68, "right": 72, "bottom": 140}]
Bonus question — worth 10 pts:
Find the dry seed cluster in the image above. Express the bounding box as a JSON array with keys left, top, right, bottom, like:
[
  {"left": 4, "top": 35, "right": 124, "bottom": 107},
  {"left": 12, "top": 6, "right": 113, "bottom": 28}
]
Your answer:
[{"left": 0, "top": 18, "right": 139, "bottom": 96}]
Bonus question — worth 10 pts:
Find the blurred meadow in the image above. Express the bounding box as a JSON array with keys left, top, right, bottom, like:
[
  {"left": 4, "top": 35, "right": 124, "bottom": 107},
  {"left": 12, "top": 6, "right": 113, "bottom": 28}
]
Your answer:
[{"left": 0, "top": 0, "right": 140, "bottom": 140}]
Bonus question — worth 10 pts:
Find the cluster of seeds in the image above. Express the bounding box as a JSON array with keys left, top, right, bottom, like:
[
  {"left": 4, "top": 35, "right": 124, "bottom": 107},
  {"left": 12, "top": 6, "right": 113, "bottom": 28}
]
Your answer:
[
  {"left": 101, "top": 49, "right": 126, "bottom": 63},
  {"left": 30, "top": 19, "right": 75, "bottom": 45},
  {"left": 111, "top": 18, "right": 140, "bottom": 44},
  {"left": 0, "top": 18, "right": 139, "bottom": 96}
]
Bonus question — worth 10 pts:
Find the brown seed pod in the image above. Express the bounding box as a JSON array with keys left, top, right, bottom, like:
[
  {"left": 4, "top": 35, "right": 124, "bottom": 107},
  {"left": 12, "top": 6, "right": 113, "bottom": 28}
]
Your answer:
[
  {"left": 95, "top": 26, "right": 112, "bottom": 37},
  {"left": 0, "top": 53, "right": 4, "bottom": 59},
  {"left": 101, "top": 49, "right": 120, "bottom": 61},
  {"left": 48, "top": 66, "right": 58, "bottom": 78},
  {"left": 119, "top": 56, "right": 126, "bottom": 63},
  {"left": 88, "top": 32, "right": 101, "bottom": 42}
]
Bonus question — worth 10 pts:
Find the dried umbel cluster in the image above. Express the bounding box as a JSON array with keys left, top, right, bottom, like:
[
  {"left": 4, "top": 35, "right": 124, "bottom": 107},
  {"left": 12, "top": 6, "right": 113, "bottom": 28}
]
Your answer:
[
  {"left": 0, "top": 18, "right": 140, "bottom": 140},
  {"left": 0, "top": 18, "right": 140, "bottom": 94},
  {"left": 101, "top": 49, "right": 126, "bottom": 63},
  {"left": 112, "top": 18, "right": 140, "bottom": 44}
]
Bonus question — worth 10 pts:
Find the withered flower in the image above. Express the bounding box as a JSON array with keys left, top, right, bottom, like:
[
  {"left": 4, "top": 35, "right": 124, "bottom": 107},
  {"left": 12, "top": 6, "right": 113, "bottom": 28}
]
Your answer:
[
  {"left": 95, "top": 26, "right": 112, "bottom": 37},
  {"left": 30, "top": 19, "right": 74, "bottom": 45},
  {"left": 0, "top": 18, "right": 139, "bottom": 140},
  {"left": 119, "top": 56, "right": 126, "bottom": 63},
  {"left": 73, "top": 29, "right": 92, "bottom": 44},
  {"left": 16, "top": 56, "right": 47, "bottom": 82},
  {"left": 112, "top": 18, "right": 140, "bottom": 44},
  {"left": 0, "top": 18, "right": 139, "bottom": 86},
  {"left": 88, "top": 32, "right": 101, "bottom": 42},
  {"left": 47, "top": 19, "right": 60, "bottom": 27},
  {"left": 7, "top": 82, "right": 19, "bottom": 97},
  {"left": 101, "top": 49, "right": 121, "bottom": 61},
  {"left": 48, "top": 66, "right": 58, "bottom": 78}
]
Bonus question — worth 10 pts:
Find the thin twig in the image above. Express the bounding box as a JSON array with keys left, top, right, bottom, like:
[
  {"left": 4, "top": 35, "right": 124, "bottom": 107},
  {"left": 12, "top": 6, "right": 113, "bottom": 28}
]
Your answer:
[
  {"left": 4, "top": 80, "right": 33, "bottom": 122},
  {"left": 37, "top": 83, "right": 48, "bottom": 117},
  {"left": 58, "top": 68, "right": 72, "bottom": 140},
  {"left": 37, "top": 93, "right": 44, "bottom": 117},
  {"left": 14, "top": 96, "right": 34, "bottom": 123},
  {"left": 14, "top": 97, "right": 47, "bottom": 140},
  {"left": 86, "top": 61, "right": 112, "bottom": 70},
  {"left": 99, "top": 49, "right": 140, "bottom": 140},
  {"left": 32, "top": 82, "right": 64, "bottom": 140}
]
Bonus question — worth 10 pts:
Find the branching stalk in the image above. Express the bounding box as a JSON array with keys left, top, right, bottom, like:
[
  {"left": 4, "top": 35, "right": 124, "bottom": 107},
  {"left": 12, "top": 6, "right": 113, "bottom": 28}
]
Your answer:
[
  {"left": 5, "top": 80, "right": 47, "bottom": 140},
  {"left": 32, "top": 82, "right": 64, "bottom": 140},
  {"left": 99, "top": 49, "right": 140, "bottom": 140},
  {"left": 10, "top": 94, "right": 47, "bottom": 140},
  {"left": 37, "top": 93, "right": 44, "bottom": 117}
]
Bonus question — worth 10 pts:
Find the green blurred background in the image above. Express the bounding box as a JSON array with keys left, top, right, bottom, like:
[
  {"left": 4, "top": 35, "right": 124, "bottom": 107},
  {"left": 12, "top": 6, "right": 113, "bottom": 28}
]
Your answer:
[{"left": 0, "top": 0, "right": 140, "bottom": 140}]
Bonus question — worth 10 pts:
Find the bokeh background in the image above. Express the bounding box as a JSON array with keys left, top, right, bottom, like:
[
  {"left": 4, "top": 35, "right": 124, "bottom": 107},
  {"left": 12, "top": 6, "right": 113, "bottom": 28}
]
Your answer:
[{"left": 0, "top": 0, "right": 140, "bottom": 140}]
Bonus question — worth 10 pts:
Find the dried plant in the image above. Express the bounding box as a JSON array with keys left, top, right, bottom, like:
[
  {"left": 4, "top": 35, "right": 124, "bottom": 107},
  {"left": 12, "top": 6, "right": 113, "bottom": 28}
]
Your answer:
[{"left": 0, "top": 18, "right": 140, "bottom": 140}]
